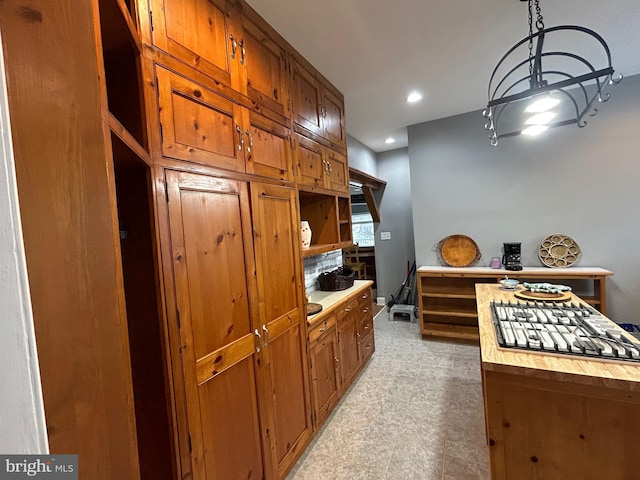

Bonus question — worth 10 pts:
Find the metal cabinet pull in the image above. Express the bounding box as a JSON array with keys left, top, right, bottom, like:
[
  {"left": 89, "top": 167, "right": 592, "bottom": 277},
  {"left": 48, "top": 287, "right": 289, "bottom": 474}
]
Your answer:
[
  {"left": 236, "top": 125, "right": 244, "bottom": 150},
  {"left": 364, "top": 323, "right": 369, "bottom": 330},
  {"left": 230, "top": 34, "right": 238, "bottom": 59},
  {"left": 239, "top": 39, "right": 246, "bottom": 65},
  {"left": 254, "top": 329, "right": 262, "bottom": 353},
  {"left": 344, "top": 307, "right": 351, "bottom": 313},
  {"left": 362, "top": 308, "right": 369, "bottom": 313},
  {"left": 262, "top": 324, "right": 269, "bottom": 346},
  {"left": 326, "top": 161, "right": 332, "bottom": 173},
  {"left": 245, "top": 129, "right": 252, "bottom": 153},
  {"left": 334, "top": 357, "right": 339, "bottom": 363}
]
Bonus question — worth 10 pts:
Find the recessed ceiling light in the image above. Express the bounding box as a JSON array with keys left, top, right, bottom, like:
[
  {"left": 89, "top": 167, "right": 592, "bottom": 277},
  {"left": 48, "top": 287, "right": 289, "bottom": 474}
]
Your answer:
[
  {"left": 384, "top": 137, "right": 396, "bottom": 144},
  {"left": 407, "top": 92, "right": 423, "bottom": 103}
]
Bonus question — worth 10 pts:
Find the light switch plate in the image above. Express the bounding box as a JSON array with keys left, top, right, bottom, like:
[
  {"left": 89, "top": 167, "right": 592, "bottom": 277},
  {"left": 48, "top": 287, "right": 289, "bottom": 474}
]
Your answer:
[{"left": 380, "top": 231, "right": 391, "bottom": 240}]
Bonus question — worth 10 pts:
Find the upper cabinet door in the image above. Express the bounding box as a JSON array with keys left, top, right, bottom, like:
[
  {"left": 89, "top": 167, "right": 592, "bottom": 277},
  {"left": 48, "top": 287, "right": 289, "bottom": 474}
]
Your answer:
[
  {"left": 156, "top": 66, "right": 246, "bottom": 172},
  {"left": 149, "top": 0, "right": 241, "bottom": 90},
  {"left": 325, "top": 149, "right": 348, "bottom": 193},
  {"left": 291, "top": 59, "right": 323, "bottom": 137},
  {"left": 245, "top": 110, "right": 293, "bottom": 181},
  {"left": 295, "top": 134, "right": 325, "bottom": 189},
  {"left": 241, "top": 16, "right": 290, "bottom": 118},
  {"left": 321, "top": 87, "right": 346, "bottom": 148}
]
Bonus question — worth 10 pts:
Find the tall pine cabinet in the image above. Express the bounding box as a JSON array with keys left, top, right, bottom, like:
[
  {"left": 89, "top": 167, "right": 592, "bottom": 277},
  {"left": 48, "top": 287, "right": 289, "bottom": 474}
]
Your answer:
[{"left": 0, "top": 0, "right": 351, "bottom": 479}]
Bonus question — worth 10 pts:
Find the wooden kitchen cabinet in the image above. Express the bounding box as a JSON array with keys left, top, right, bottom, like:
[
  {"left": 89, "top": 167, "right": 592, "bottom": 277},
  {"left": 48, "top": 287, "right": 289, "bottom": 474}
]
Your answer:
[
  {"left": 156, "top": 66, "right": 293, "bottom": 180},
  {"left": 295, "top": 134, "right": 348, "bottom": 193},
  {"left": 147, "top": 0, "right": 243, "bottom": 91},
  {"left": 308, "top": 315, "right": 340, "bottom": 429},
  {"left": 148, "top": 0, "right": 292, "bottom": 120},
  {"left": 291, "top": 57, "right": 347, "bottom": 151},
  {"left": 298, "top": 189, "right": 352, "bottom": 257},
  {"left": 417, "top": 266, "right": 613, "bottom": 341},
  {"left": 337, "top": 299, "right": 362, "bottom": 389},
  {"left": 306, "top": 282, "right": 375, "bottom": 431},
  {"left": 162, "top": 171, "right": 310, "bottom": 479}
]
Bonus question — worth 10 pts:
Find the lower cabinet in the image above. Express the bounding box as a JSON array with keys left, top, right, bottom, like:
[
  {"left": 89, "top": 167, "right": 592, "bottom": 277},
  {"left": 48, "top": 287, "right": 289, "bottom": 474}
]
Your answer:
[
  {"left": 162, "top": 170, "right": 310, "bottom": 479},
  {"left": 308, "top": 314, "right": 340, "bottom": 427},
  {"left": 337, "top": 298, "right": 362, "bottom": 389},
  {"left": 307, "top": 285, "right": 375, "bottom": 431}
]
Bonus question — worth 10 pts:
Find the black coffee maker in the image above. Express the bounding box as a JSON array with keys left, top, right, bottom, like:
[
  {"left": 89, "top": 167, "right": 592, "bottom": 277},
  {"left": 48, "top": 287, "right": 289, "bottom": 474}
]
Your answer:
[{"left": 502, "top": 242, "right": 523, "bottom": 271}]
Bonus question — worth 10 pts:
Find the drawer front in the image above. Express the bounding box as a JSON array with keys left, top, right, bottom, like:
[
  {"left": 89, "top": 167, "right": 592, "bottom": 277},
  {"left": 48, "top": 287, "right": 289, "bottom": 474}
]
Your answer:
[
  {"left": 359, "top": 314, "right": 373, "bottom": 337},
  {"left": 358, "top": 287, "right": 372, "bottom": 309},
  {"left": 337, "top": 299, "right": 358, "bottom": 325},
  {"left": 359, "top": 330, "right": 375, "bottom": 364},
  {"left": 308, "top": 313, "right": 336, "bottom": 345}
]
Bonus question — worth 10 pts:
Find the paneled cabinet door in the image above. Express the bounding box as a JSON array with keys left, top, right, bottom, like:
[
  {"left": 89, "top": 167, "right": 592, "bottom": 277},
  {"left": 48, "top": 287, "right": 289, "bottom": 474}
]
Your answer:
[
  {"left": 309, "top": 327, "right": 340, "bottom": 428},
  {"left": 291, "top": 59, "right": 323, "bottom": 137},
  {"left": 321, "top": 87, "right": 346, "bottom": 148},
  {"left": 164, "top": 171, "right": 265, "bottom": 480},
  {"left": 242, "top": 15, "right": 290, "bottom": 118},
  {"left": 250, "top": 183, "right": 312, "bottom": 478},
  {"left": 295, "top": 134, "right": 324, "bottom": 189},
  {"left": 148, "top": 0, "right": 243, "bottom": 91},
  {"left": 244, "top": 110, "right": 293, "bottom": 181},
  {"left": 337, "top": 303, "right": 362, "bottom": 389},
  {"left": 156, "top": 67, "right": 246, "bottom": 172},
  {"left": 324, "top": 149, "right": 348, "bottom": 193}
]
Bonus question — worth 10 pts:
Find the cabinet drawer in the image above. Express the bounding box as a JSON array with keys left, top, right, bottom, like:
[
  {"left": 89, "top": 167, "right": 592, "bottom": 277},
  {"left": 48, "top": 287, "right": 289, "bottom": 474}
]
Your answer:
[
  {"left": 359, "top": 330, "right": 375, "bottom": 364},
  {"left": 359, "top": 314, "right": 373, "bottom": 337},
  {"left": 358, "top": 287, "right": 372, "bottom": 308},
  {"left": 337, "top": 299, "right": 357, "bottom": 324},
  {"left": 308, "top": 314, "right": 336, "bottom": 345}
]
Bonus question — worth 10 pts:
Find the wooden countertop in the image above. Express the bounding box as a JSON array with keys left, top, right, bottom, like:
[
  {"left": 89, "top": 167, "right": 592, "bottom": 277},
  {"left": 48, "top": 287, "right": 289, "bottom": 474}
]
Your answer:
[
  {"left": 307, "top": 280, "right": 373, "bottom": 326},
  {"left": 476, "top": 283, "right": 640, "bottom": 391},
  {"left": 419, "top": 265, "right": 613, "bottom": 277}
]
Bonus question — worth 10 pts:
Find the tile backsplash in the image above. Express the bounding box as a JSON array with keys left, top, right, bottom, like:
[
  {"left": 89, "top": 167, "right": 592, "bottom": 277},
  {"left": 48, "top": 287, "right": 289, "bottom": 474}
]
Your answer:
[{"left": 303, "top": 250, "right": 343, "bottom": 296}]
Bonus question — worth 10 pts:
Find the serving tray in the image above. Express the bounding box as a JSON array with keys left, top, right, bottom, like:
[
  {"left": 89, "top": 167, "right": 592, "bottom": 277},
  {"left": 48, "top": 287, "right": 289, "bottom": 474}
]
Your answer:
[{"left": 538, "top": 234, "right": 581, "bottom": 268}]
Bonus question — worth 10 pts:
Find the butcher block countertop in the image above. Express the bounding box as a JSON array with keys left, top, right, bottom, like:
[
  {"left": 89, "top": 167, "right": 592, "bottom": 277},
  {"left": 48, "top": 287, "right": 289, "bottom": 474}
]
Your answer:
[
  {"left": 307, "top": 280, "right": 373, "bottom": 327},
  {"left": 476, "top": 283, "right": 640, "bottom": 391}
]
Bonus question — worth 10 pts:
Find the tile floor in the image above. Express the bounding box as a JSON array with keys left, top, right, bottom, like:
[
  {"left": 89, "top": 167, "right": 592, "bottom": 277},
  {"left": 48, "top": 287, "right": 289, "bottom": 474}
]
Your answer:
[{"left": 287, "top": 309, "right": 490, "bottom": 479}]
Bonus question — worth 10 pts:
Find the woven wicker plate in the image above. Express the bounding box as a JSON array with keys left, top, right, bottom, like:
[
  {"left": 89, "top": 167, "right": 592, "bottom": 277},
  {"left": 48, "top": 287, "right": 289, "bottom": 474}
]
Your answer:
[
  {"left": 538, "top": 234, "right": 581, "bottom": 268},
  {"left": 437, "top": 234, "right": 481, "bottom": 267}
]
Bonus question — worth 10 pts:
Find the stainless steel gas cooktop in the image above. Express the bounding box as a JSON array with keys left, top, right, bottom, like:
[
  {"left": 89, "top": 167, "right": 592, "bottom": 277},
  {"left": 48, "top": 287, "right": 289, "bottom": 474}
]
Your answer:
[{"left": 490, "top": 301, "right": 640, "bottom": 362}]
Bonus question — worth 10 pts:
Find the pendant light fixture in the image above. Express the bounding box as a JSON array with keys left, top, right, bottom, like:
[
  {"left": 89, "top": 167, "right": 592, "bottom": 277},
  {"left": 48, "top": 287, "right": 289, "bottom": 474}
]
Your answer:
[{"left": 483, "top": 0, "right": 622, "bottom": 146}]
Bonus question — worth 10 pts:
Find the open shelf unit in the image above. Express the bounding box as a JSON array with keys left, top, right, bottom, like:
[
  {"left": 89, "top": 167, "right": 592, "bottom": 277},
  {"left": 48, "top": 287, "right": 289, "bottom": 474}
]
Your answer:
[
  {"left": 299, "top": 189, "right": 352, "bottom": 257},
  {"left": 417, "top": 266, "right": 613, "bottom": 341}
]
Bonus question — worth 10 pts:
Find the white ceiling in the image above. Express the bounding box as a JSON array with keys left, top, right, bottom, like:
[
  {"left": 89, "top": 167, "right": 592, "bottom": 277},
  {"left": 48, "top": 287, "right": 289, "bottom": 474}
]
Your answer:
[{"left": 246, "top": 0, "right": 640, "bottom": 152}]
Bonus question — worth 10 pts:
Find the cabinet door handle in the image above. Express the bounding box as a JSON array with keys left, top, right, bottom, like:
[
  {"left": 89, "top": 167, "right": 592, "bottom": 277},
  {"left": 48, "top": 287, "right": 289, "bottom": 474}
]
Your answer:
[
  {"left": 245, "top": 129, "right": 252, "bottom": 153},
  {"left": 262, "top": 324, "right": 269, "bottom": 346},
  {"left": 239, "top": 39, "right": 246, "bottom": 65},
  {"left": 344, "top": 307, "right": 351, "bottom": 313},
  {"left": 362, "top": 308, "right": 369, "bottom": 313},
  {"left": 362, "top": 294, "right": 368, "bottom": 299},
  {"left": 320, "top": 104, "right": 327, "bottom": 118},
  {"left": 326, "top": 161, "right": 332, "bottom": 173},
  {"left": 230, "top": 34, "right": 238, "bottom": 59},
  {"left": 254, "top": 329, "right": 262, "bottom": 353},
  {"left": 236, "top": 125, "right": 244, "bottom": 151},
  {"left": 319, "top": 324, "right": 327, "bottom": 332},
  {"left": 364, "top": 324, "right": 369, "bottom": 330},
  {"left": 334, "top": 357, "right": 339, "bottom": 363}
]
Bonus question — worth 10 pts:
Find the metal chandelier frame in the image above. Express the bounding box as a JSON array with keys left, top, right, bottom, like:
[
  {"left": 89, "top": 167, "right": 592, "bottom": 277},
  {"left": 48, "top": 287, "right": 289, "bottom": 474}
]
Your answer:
[{"left": 483, "top": 0, "right": 622, "bottom": 146}]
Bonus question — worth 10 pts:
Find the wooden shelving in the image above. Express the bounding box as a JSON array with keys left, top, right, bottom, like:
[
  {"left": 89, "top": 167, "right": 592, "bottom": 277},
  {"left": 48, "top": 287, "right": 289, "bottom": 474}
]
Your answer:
[
  {"left": 418, "top": 266, "right": 613, "bottom": 341},
  {"left": 299, "top": 189, "right": 352, "bottom": 257}
]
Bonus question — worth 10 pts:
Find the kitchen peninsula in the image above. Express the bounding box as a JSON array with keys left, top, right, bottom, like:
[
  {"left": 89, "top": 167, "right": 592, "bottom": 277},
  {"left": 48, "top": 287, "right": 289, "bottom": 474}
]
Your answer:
[{"left": 476, "top": 284, "right": 640, "bottom": 480}]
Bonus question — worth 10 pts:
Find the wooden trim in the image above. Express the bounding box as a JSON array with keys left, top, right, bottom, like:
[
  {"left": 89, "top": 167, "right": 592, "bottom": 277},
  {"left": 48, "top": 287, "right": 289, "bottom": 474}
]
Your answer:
[
  {"left": 362, "top": 186, "right": 380, "bottom": 223},
  {"left": 108, "top": 112, "right": 152, "bottom": 165},
  {"left": 349, "top": 166, "right": 386, "bottom": 189}
]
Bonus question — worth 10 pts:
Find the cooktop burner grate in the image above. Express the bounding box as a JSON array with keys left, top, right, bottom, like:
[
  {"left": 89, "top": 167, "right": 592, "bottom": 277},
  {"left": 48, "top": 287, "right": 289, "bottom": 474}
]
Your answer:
[{"left": 490, "top": 301, "right": 640, "bottom": 362}]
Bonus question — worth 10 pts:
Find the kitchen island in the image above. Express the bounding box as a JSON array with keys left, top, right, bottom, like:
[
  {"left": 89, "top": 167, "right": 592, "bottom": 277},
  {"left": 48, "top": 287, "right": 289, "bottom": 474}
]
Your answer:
[{"left": 476, "top": 283, "right": 640, "bottom": 480}]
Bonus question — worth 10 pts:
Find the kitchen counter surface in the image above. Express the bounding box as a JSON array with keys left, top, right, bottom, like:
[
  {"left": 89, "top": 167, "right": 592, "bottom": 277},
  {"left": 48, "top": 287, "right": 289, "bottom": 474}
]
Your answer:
[
  {"left": 419, "top": 265, "right": 613, "bottom": 276},
  {"left": 476, "top": 283, "right": 640, "bottom": 390},
  {"left": 307, "top": 280, "right": 373, "bottom": 326}
]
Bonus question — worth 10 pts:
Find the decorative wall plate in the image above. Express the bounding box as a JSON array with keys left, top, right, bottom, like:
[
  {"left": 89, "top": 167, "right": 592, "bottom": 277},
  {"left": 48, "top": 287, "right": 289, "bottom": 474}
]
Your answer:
[{"left": 538, "top": 234, "right": 581, "bottom": 268}]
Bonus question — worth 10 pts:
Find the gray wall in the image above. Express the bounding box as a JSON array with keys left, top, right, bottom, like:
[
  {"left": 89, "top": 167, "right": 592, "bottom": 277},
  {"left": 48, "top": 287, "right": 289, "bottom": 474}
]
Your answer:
[
  {"left": 408, "top": 74, "right": 640, "bottom": 323},
  {"left": 374, "top": 148, "right": 416, "bottom": 302},
  {"left": 347, "top": 134, "right": 377, "bottom": 176}
]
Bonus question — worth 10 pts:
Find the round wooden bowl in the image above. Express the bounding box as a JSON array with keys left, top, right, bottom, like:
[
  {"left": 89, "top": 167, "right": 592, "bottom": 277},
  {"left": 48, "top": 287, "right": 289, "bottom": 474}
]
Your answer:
[{"left": 437, "top": 234, "right": 481, "bottom": 267}]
